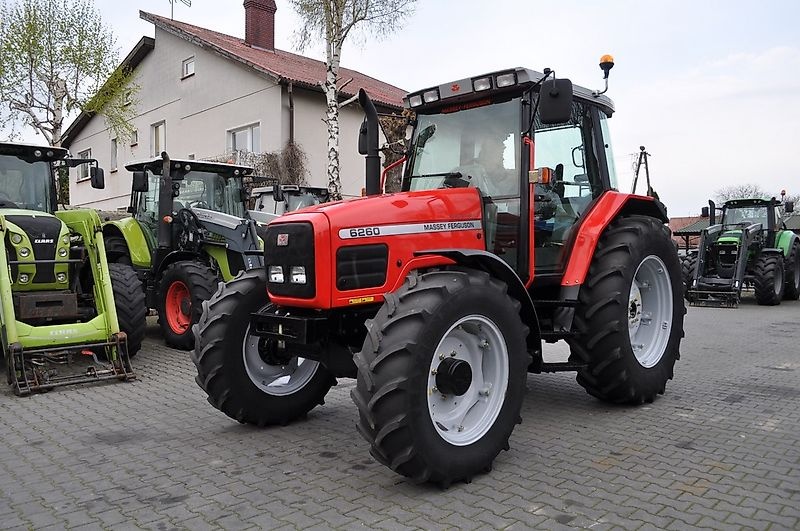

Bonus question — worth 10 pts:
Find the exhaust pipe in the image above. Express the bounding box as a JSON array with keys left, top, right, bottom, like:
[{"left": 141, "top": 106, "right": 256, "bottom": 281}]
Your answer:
[
  {"left": 708, "top": 199, "right": 716, "bottom": 226},
  {"left": 358, "top": 89, "right": 380, "bottom": 196}
]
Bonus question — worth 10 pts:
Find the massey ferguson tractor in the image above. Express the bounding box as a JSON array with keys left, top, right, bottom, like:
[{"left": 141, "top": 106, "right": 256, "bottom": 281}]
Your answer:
[
  {"left": 103, "top": 154, "right": 263, "bottom": 349},
  {"left": 193, "top": 58, "right": 685, "bottom": 485},
  {"left": 0, "top": 142, "right": 146, "bottom": 395}
]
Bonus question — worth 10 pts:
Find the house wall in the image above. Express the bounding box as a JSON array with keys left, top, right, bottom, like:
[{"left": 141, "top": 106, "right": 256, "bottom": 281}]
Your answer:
[{"left": 68, "top": 28, "right": 381, "bottom": 209}]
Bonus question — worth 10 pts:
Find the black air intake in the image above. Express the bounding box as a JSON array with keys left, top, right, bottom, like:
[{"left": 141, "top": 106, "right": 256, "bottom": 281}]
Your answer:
[{"left": 337, "top": 244, "right": 388, "bottom": 290}]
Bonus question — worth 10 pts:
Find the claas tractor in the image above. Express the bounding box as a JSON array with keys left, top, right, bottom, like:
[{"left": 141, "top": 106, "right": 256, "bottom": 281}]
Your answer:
[
  {"left": 192, "top": 58, "right": 685, "bottom": 485},
  {"left": 0, "top": 142, "right": 146, "bottom": 395},
  {"left": 102, "top": 153, "right": 263, "bottom": 349},
  {"left": 248, "top": 182, "right": 330, "bottom": 225},
  {"left": 683, "top": 197, "right": 799, "bottom": 307}
]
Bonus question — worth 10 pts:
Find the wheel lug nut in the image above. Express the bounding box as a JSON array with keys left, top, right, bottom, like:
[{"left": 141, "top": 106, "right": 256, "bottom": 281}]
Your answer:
[
  {"left": 431, "top": 369, "right": 437, "bottom": 375},
  {"left": 450, "top": 350, "right": 456, "bottom": 357},
  {"left": 457, "top": 425, "right": 464, "bottom": 432}
]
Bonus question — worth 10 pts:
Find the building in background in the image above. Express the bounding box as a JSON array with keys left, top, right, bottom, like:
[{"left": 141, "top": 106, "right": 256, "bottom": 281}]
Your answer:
[{"left": 62, "top": 1, "right": 405, "bottom": 209}]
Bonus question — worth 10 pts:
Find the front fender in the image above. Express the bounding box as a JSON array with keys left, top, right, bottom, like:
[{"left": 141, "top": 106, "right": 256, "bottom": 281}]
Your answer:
[
  {"left": 103, "top": 218, "right": 152, "bottom": 268},
  {"left": 775, "top": 230, "right": 798, "bottom": 256}
]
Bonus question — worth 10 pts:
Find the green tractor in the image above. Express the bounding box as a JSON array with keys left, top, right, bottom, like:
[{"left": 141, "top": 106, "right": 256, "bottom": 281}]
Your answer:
[
  {"left": 102, "top": 153, "right": 263, "bottom": 349},
  {"left": 683, "top": 197, "right": 799, "bottom": 306},
  {"left": 0, "top": 142, "right": 147, "bottom": 395}
]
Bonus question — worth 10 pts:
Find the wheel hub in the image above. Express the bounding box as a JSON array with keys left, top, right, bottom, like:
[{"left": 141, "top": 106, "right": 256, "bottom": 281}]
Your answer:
[
  {"left": 435, "top": 357, "right": 472, "bottom": 396},
  {"left": 628, "top": 282, "right": 643, "bottom": 335}
]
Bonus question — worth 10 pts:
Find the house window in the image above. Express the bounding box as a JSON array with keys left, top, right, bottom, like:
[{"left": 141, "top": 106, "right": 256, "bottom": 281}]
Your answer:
[
  {"left": 182, "top": 57, "right": 195, "bottom": 78},
  {"left": 227, "top": 123, "right": 260, "bottom": 153},
  {"left": 110, "top": 138, "right": 118, "bottom": 171},
  {"left": 130, "top": 130, "right": 138, "bottom": 146},
  {"left": 77, "top": 149, "right": 91, "bottom": 181},
  {"left": 151, "top": 121, "right": 166, "bottom": 156}
]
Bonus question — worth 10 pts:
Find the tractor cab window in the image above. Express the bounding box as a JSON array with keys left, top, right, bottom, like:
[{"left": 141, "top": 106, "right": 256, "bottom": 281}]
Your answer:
[
  {"left": 532, "top": 100, "right": 603, "bottom": 272},
  {"left": 175, "top": 172, "right": 245, "bottom": 218},
  {"left": 0, "top": 155, "right": 52, "bottom": 212},
  {"left": 722, "top": 205, "right": 769, "bottom": 228}
]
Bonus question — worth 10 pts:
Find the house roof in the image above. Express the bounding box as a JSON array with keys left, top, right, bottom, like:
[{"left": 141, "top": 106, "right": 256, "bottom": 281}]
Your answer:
[
  {"left": 139, "top": 11, "right": 407, "bottom": 109},
  {"left": 61, "top": 37, "right": 155, "bottom": 149},
  {"left": 673, "top": 218, "right": 710, "bottom": 236}
]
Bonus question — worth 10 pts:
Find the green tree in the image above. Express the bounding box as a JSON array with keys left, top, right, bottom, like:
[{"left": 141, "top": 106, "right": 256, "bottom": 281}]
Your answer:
[
  {"left": 289, "top": 0, "right": 416, "bottom": 200},
  {"left": 0, "top": 0, "right": 137, "bottom": 147}
]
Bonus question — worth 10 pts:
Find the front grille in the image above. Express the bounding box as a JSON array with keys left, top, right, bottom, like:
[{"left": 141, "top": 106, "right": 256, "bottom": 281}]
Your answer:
[
  {"left": 337, "top": 244, "right": 388, "bottom": 290},
  {"left": 6, "top": 215, "right": 62, "bottom": 284},
  {"left": 264, "top": 222, "right": 315, "bottom": 298}
]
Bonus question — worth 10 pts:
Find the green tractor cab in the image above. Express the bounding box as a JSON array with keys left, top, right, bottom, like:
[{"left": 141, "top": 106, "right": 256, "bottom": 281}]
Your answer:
[
  {"left": 103, "top": 153, "right": 263, "bottom": 350},
  {"left": 683, "top": 197, "right": 799, "bottom": 307},
  {"left": 0, "top": 142, "right": 147, "bottom": 395}
]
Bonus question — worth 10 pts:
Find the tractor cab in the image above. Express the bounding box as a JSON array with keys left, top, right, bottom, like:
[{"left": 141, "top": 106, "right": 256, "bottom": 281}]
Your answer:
[{"left": 249, "top": 183, "right": 330, "bottom": 225}]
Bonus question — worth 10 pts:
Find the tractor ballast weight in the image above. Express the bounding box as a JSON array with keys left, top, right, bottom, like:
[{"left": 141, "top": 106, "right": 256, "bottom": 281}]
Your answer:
[
  {"left": 103, "top": 153, "right": 263, "bottom": 349},
  {"left": 684, "top": 197, "right": 800, "bottom": 307},
  {"left": 0, "top": 142, "right": 146, "bottom": 395},
  {"left": 193, "top": 61, "right": 685, "bottom": 486}
]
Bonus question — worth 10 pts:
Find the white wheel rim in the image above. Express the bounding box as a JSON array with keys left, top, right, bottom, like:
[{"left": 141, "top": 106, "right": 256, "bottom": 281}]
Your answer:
[
  {"left": 427, "top": 315, "right": 509, "bottom": 446},
  {"left": 629, "top": 255, "right": 673, "bottom": 368},
  {"left": 242, "top": 310, "right": 319, "bottom": 396},
  {"left": 774, "top": 264, "right": 784, "bottom": 295}
]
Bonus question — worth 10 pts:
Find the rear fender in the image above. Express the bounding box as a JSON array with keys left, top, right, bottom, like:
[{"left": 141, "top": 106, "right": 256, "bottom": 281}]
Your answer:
[
  {"left": 775, "top": 231, "right": 798, "bottom": 256},
  {"left": 414, "top": 249, "right": 541, "bottom": 355}
]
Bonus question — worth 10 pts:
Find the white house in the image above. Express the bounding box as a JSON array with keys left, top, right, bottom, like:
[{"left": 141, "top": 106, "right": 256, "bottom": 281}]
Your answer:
[{"left": 62, "top": 1, "right": 406, "bottom": 210}]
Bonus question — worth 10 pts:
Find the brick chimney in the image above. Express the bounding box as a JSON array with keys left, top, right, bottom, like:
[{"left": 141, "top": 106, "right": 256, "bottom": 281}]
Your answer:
[{"left": 244, "top": 0, "right": 277, "bottom": 51}]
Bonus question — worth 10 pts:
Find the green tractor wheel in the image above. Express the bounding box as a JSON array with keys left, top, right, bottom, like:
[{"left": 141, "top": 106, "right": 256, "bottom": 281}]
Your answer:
[
  {"left": 158, "top": 261, "right": 218, "bottom": 350},
  {"left": 784, "top": 241, "right": 800, "bottom": 300}
]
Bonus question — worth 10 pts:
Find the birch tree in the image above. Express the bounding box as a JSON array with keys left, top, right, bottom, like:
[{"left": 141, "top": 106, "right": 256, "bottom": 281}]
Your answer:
[
  {"left": 289, "top": 0, "right": 416, "bottom": 200},
  {"left": 0, "top": 0, "right": 136, "bottom": 146}
]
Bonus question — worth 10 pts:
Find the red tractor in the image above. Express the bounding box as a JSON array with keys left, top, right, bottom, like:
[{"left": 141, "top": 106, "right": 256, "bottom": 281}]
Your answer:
[{"left": 193, "top": 58, "right": 685, "bottom": 486}]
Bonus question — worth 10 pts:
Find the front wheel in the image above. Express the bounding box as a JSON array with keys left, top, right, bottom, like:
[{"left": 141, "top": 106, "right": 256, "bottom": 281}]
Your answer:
[
  {"left": 192, "top": 269, "right": 335, "bottom": 426},
  {"left": 158, "top": 261, "right": 218, "bottom": 350},
  {"left": 681, "top": 253, "right": 697, "bottom": 300},
  {"left": 352, "top": 269, "right": 528, "bottom": 486},
  {"left": 108, "top": 263, "right": 147, "bottom": 357},
  {"left": 568, "top": 216, "right": 685, "bottom": 404},
  {"left": 753, "top": 253, "right": 784, "bottom": 305}
]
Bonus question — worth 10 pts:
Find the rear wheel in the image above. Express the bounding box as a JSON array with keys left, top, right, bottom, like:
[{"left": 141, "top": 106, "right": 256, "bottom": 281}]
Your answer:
[
  {"left": 753, "top": 253, "right": 784, "bottom": 305},
  {"left": 192, "top": 269, "right": 335, "bottom": 426},
  {"left": 158, "top": 261, "right": 218, "bottom": 350},
  {"left": 568, "top": 216, "right": 685, "bottom": 404},
  {"left": 352, "top": 269, "right": 528, "bottom": 486},
  {"left": 783, "top": 242, "right": 800, "bottom": 300},
  {"left": 109, "top": 263, "right": 147, "bottom": 357}
]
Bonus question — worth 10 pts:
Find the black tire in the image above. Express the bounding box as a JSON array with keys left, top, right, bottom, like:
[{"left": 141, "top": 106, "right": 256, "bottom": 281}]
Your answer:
[
  {"left": 192, "top": 269, "right": 335, "bottom": 426},
  {"left": 158, "top": 261, "right": 218, "bottom": 350},
  {"left": 783, "top": 242, "right": 800, "bottom": 300},
  {"left": 104, "top": 235, "right": 132, "bottom": 265},
  {"left": 567, "top": 216, "right": 685, "bottom": 404},
  {"left": 109, "top": 263, "right": 148, "bottom": 357},
  {"left": 681, "top": 254, "right": 697, "bottom": 300},
  {"left": 352, "top": 269, "right": 528, "bottom": 486},
  {"left": 753, "top": 253, "right": 785, "bottom": 305}
]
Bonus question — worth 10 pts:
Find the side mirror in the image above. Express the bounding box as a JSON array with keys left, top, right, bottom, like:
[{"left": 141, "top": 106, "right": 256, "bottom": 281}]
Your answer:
[
  {"left": 358, "top": 120, "right": 368, "bottom": 155},
  {"left": 539, "top": 78, "right": 573, "bottom": 124},
  {"left": 701, "top": 206, "right": 709, "bottom": 218},
  {"left": 90, "top": 166, "right": 105, "bottom": 189},
  {"left": 272, "top": 183, "right": 284, "bottom": 203},
  {"left": 132, "top": 171, "right": 149, "bottom": 192},
  {"left": 785, "top": 201, "right": 795, "bottom": 213}
]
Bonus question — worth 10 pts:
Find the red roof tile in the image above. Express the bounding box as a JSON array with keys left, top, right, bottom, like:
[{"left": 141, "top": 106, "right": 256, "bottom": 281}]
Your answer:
[{"left": 140, "top": 11, "right": 406, "bottom": 109}]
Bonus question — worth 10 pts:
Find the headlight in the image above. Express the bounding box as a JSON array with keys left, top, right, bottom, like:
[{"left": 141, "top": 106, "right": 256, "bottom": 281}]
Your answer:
[
  {"left": 58, "top": 248, "right": 68, "bottom": 257},
  {"left": 408, "top": 94, "right": 423, "bottom": 108},
  {"left": 290, "top": 266, "right": 306, "bottom": 284},
  {"left": 18, "top": 247, "right": 30, "bottom": 258},
  {"left": 268, "top": 265, "right": 284, "bottom": 283},
  {"left": 10, "top": 233, "right": 22, "bottom": 245}
]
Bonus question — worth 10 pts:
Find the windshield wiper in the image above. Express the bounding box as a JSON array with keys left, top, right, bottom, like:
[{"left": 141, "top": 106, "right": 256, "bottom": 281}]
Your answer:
[{"left": 410, "top": 172, "right": 463, "bottom": 179}]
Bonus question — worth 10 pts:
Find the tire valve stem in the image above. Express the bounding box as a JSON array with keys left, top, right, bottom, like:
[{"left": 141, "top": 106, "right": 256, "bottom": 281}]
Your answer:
[
  {"left": 479, "top": 387, "right": 490, "bottom": 397},
  {"left": 457, "top": 425, "right": 464, "bottom": 432},
  {"left": 480, "top": 339, "right": 489, "bottom": 349}
]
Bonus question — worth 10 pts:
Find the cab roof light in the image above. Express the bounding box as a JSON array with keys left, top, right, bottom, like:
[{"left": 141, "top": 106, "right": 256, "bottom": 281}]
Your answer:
[
  {"left": 495, "top": 72, "right": 517, "bottom": 88},
  {"left": 472, "top": 77, "right": 492, "bottom": 91},
  {"left": 408, "top": 94, "right": 423, "bottom": 108},
  {"left": 423, "top": 89, "right": 440, "bottom": 103}
]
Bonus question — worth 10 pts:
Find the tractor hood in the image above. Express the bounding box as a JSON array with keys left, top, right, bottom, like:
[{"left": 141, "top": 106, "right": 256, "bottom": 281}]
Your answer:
[{"left": 1, "top": 209, "right": 69, "bottom": 287}]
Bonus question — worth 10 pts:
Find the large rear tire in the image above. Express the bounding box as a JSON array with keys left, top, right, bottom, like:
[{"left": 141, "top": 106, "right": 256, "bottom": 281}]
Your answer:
[
  {"left": 352, "top": 269, "right": 528, "bottom": 486},
  {"left": 783, "top": 242, "right": 800, "bottom": 300},
  {"left": 753, "top": 253, "right": 784, "bottom": 305},
  {"left": 568, "top": 216, "right": 685, "bottom": 404},
  {"left": 158, "top": 261, "right": 218, "bottom": 350},
  {"left": 109, "top": 263, "right": 147, "bottom": 357},
  {"left": 192, "top": 269, "right": 335, "bottom": 426}
]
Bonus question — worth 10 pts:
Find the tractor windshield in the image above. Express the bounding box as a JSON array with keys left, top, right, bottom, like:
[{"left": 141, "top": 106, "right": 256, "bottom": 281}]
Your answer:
[
  {"left": 406, "top": 98, "right": 521, "bottom": 198},
  {"left": 0, "top": 154, "right": 53, "bottom": 212},
  {"left": 722, "top": 205, "right": 769, "bottom": 227},
  {"left": 174, "top": 171, "right": 245, "bottom": 217}
]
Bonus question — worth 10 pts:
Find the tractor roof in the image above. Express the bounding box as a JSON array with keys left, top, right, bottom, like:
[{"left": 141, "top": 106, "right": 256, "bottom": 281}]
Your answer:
[
  {"left": 125, "top": 157, "right": 254, "bottom": 177},
  {"left": 404, "top": 67, "right": 615, "bottom": 116},
  {"left": 0, "top": 142, "right": 68, "bottom": 162},
  {"left": 724, "top": 198, "right": 777, "bottom": 208}
]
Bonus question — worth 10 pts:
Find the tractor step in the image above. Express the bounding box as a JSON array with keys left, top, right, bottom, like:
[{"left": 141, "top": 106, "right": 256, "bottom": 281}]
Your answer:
[
  {"left": 532, "top": 299, "right": 580, "bottom": 308},
  {"left": 530, "top": 360, "right": 587, "bottom": 373},
  {"left": 687, "top": 290, "right": 739, "bottom": 308},
  {"left": 6, "top": 335, "right": 135, "bottom": 396}
]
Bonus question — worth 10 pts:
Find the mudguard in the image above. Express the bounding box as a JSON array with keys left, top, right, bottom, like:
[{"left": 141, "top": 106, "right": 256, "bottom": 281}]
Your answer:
[{"left": 103, "top": 217, "right": 152, "bottom": 268}]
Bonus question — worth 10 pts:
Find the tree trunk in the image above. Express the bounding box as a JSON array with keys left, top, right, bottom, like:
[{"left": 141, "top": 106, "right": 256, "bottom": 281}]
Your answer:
[{"left": 324, "top": 42, "right": 342, "bottom": 201}]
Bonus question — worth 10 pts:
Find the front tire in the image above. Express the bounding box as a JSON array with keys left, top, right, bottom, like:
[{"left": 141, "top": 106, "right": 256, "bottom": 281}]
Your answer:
[
  {"left": 681, "top": 253, "right": 697, "bottom": 301},
  {"left": 568, "top": 216, "right": 685, "bottom": 404},
  {"left": 753, "top": 253, "right": 784, "bottom": 305},
  {"left": 158, "top": 261, "right": 218, "bottom": 350},
  {"left": 352, "top": 269, "right": 528, "bottom": 486},
  {"left": 192, "top": 269, "right": 335, "bottom": 426},
  {"left": 109, "top": 263, "right": 147, "bottom": 357},
  {"left": 104, "top": 235, "right": 132, "bottom": 265},
  {"left": 783, "top": 242, "right": 800, "bottom": 300}
]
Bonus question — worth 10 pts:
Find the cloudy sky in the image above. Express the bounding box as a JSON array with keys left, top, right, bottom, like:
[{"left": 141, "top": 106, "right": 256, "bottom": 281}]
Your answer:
[{"left": 18, "top": 0, "right": 800, "bottom": 215}]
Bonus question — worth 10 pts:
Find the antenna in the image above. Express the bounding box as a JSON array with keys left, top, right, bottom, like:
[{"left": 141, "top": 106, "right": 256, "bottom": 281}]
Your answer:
[{"left": 169, "top": 0, "right": 191, "bottom": 20}]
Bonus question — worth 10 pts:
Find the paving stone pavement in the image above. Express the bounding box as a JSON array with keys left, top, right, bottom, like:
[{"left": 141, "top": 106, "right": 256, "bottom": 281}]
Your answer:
[{"left": 1, "top": 298, "right": 799, "bottom": 530}]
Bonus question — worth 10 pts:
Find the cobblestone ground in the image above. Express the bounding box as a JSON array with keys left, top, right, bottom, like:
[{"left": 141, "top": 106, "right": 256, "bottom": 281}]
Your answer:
[{"left": 1, "top": 298, "right": 799, "bottom": 530}]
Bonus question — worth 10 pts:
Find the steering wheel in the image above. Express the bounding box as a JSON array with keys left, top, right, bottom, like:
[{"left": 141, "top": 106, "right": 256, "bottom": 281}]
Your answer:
[{"left": 447, "top": 162, "right": 491, "bottom": 190}]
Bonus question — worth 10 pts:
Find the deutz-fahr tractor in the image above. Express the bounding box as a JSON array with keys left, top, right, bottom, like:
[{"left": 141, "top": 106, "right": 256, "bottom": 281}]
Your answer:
[
  {"left": 193, "top": 59, "right": 685, "bottom": 485},
  {"left": 683, "top": 197, "right": 799, "bottom": 307},
  {"left": 0, "top": 142, "right": 146, "bottom": 395},
  {"left": 103, "top": 153, "right": 263, "bottom": 349}
]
